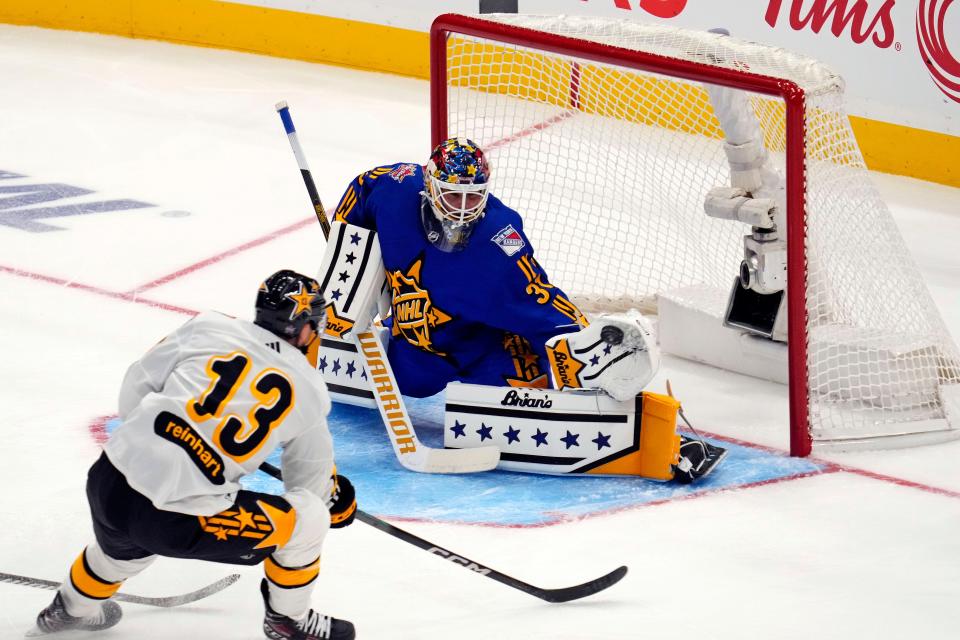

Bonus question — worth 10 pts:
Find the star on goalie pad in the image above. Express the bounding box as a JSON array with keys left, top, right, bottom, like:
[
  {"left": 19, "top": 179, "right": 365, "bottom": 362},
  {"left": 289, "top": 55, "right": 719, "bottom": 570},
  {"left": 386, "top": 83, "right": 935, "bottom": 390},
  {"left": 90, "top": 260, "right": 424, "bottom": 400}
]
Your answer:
[{"left": 323, "top": 304, "right": 355, "bottom": 339}]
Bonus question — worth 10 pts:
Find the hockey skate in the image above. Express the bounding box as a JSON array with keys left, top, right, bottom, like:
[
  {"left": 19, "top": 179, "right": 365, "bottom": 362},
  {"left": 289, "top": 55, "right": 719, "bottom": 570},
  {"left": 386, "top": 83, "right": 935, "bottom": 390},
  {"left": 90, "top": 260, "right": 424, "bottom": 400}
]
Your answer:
[
  {"left": 261, "top": 579, "right": 355, "bottom": 640},
  {"left": 673, "top": 436, "right": 727, "bottom": 484},
  {"left": 27, "top": 591, "right": 122, "bottom": 636}
]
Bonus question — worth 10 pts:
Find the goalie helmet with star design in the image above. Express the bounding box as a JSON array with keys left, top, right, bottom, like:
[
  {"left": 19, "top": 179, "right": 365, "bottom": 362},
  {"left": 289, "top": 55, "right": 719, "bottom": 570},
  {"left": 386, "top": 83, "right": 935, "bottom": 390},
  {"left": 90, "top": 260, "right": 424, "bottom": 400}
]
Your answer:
[
  {"left": 254, "top": 269, "right": 327, "bottom": 339},
  {"left": 421, "top": 137, "right": 491, "bottom": 252}
]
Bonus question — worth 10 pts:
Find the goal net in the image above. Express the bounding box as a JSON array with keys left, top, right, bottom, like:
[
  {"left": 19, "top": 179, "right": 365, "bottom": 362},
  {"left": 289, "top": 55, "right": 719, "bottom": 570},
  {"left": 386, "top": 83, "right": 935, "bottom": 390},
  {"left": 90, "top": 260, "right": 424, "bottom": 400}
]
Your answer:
[{"left": 431, "top": 13, "right": 960, "bottom": 455}]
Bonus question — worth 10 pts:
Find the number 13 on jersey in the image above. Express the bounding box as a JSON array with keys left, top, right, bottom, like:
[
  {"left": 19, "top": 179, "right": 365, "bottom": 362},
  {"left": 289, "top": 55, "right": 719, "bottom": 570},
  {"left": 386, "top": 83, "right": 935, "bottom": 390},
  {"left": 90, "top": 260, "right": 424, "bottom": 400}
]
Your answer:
[{"left": 186, "top": 351, "right": 295, "bottom": 463}]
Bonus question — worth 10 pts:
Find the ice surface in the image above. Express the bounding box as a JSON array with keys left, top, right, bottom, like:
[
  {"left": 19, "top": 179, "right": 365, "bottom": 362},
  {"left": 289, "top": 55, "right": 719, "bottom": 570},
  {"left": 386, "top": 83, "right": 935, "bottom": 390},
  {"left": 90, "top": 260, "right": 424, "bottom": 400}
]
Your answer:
[{"left": 1, "top": 25, "right": 959, "bottom": 640}]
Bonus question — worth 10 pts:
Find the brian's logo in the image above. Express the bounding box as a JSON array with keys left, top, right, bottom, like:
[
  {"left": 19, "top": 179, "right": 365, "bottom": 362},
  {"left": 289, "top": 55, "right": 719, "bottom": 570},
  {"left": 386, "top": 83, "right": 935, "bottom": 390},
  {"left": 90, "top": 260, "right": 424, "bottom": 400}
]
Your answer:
[
  {"left": 764, "top": 0, "right": 897, "bottom": 48},
  {"left": 501, "top": 389, "right": 553, "bottom": 409},
  {"left": 917, "top": 0, "right": 960, "bottom": 104},
  {"left": 546, "top": 339, "right": 586, "bottom": 391},
  {"left": 387, "top": 255, "right": 452, "bottom": 356}
]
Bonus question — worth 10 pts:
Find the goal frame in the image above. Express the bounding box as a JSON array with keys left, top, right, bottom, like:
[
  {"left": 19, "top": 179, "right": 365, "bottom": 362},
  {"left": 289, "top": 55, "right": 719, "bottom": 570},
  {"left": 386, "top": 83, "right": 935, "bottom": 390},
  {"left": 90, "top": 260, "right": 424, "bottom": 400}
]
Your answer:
[{"left": 429, "top": 12, "right": 813, "bottom": 456}]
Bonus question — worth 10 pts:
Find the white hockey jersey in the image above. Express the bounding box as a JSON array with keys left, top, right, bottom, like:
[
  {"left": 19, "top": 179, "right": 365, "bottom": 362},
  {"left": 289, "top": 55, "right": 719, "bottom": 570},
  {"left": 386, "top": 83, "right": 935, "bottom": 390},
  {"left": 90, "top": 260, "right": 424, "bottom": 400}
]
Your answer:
[{"left": 105, "top": 311, "right": 334, "bottom": 516}]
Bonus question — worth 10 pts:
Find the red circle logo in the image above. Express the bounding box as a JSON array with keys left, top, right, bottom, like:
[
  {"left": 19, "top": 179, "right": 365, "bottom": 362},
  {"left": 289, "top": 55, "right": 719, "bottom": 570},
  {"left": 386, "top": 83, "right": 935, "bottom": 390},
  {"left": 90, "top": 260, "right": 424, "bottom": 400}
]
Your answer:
[
  {"left": 639, "top": 0, "right": 688, "bottom": 19},
  {"left": 917, "top": 0, "right": 960, "bottom": 103}
]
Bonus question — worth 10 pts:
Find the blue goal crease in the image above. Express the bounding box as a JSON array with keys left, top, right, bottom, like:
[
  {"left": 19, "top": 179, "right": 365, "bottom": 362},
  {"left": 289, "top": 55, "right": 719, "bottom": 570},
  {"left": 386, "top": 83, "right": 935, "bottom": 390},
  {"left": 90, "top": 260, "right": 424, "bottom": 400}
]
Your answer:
[{"left": 102, "top": 395, "right": 825, "bottom": 527}]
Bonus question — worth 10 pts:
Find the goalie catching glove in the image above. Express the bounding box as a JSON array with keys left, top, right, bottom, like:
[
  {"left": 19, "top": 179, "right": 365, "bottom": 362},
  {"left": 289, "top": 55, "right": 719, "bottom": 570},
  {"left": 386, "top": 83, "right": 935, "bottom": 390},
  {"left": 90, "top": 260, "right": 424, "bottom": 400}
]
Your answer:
[
  {"left": 546, "top": 310, "right": 659, "bottom": 401},
  {"left": 327, "top": 472, "right": 356, "bottom": 529}
]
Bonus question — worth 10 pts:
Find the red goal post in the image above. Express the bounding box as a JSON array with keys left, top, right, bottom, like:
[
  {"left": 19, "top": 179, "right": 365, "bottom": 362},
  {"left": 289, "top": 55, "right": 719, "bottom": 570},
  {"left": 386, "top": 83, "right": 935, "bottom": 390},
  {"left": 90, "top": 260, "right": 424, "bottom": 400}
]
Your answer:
[{"left": 429, "top": 13, "right": 960, "bottom": 457}]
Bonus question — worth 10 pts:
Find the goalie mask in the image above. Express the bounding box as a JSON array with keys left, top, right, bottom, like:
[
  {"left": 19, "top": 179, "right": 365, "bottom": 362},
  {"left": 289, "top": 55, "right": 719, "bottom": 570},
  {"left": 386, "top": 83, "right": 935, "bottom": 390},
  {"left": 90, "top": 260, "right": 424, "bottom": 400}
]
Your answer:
[
  {"left": 254, "top": 269, "right": 327, "bottom": 341},
  {"left": 422, "top": 137, "right": 490, "bottom": 252}
]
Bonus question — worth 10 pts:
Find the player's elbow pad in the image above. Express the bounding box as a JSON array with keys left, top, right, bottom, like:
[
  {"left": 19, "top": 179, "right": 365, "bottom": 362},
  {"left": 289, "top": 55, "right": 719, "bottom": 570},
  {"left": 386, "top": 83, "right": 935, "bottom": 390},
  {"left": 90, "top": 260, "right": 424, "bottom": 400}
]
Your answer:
[{"left": 327, "top": 474, "right": 357, "bottom": 529}]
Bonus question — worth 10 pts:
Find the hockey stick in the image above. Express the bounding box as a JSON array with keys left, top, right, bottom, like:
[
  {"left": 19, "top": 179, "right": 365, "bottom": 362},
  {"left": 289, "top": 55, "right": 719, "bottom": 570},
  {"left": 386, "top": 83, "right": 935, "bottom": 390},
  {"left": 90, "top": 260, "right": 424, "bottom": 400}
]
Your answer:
[
  {"left": 276, "top": 100, "right": 331, "bottom": 237},
  {"left": 0, "top": 572, "right": 240, "bottom": 608},
  {"left": 258, "top": 462, "right": 626, "bottom": 602},
  {"left": 274, "top": 101, "right": 498, "bottom": 474},
  {"left": 352, "top": 328, "right": 499, "bottom": 473}
]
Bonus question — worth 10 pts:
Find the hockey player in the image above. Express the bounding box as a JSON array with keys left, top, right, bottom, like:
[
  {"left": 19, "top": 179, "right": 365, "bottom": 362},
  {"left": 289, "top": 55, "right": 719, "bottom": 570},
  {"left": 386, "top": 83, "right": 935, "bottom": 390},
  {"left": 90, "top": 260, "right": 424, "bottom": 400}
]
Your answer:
[
  {"left": 30, "top": 270, "right": 357, "bottom": 640},
  {"left": 332, "top": 137, "right": 590, "bottom": 398},
  {"left": 331, "top": 139, "right": 725, "bottom": 482}
]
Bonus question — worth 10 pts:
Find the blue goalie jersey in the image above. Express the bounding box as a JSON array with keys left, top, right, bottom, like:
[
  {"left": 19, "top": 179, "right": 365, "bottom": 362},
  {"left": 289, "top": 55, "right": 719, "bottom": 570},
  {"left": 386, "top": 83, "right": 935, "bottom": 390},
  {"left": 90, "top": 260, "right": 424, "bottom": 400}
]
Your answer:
[{"left": 332, "top": 163, "right": 588, "bottom": 398}]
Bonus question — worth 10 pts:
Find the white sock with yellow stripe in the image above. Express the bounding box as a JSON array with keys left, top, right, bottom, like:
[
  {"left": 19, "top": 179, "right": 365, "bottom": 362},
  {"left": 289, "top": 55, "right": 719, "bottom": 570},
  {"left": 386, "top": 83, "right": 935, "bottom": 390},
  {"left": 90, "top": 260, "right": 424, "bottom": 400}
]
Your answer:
[
  {"left": 60, "top": 544, "right": 155, "bottom": 618},
  {"left": 264, "top": 555, "right": 321, "bottom": 619}
]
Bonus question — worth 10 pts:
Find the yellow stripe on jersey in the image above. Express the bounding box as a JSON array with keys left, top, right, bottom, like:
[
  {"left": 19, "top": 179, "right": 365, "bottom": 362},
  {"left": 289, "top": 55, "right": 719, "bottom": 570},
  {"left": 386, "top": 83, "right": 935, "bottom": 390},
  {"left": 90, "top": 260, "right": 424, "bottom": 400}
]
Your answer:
[
  {"left": 356, "top": 166, "right": 392, "bottom": 186},
  {"left": 516, "top": 255, "right": 555, "bottom": 304},
  {"left": 264, "top": 555, "right": 320, "bottom": 588},
  {"left": 69, "top": 550, "right": 122, "bottom": 600},
  {"left": 552, "top": 294, "right": 589, "bottom": 327},
  {"left": 334, "top": 185, "right": 358, "bottom": 223}
]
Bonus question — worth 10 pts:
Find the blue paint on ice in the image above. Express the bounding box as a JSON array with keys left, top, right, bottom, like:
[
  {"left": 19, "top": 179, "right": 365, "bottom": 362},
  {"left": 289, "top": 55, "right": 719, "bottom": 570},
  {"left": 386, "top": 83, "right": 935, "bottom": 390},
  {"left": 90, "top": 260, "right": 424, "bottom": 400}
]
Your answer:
[{"left": 103, "top": 395, "right": 825, "bottom": 526}]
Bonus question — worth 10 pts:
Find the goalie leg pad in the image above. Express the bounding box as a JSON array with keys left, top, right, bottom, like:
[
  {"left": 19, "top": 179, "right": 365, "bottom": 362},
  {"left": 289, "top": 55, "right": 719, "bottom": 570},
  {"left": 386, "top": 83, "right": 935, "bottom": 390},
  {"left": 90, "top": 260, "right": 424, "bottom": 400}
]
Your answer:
[
  {"left": 443, "top": 382, "right": 679, "bottom": 479},
  {"left": 315, "top": 221, "right": 390, "bottom": 340},
  {"left": 546, "top": 310, "right": 659, "bottom": 401},
  {"left": 636, "top": 393, "right": 682, "bottom": 481}
]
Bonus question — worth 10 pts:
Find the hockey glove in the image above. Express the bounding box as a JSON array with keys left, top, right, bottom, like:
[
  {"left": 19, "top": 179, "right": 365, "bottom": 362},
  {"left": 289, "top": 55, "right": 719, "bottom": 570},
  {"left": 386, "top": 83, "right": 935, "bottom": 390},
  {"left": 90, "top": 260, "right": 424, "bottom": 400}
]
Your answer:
[{"left": 327, "top": 474, "right": 357, "bottom": 529}]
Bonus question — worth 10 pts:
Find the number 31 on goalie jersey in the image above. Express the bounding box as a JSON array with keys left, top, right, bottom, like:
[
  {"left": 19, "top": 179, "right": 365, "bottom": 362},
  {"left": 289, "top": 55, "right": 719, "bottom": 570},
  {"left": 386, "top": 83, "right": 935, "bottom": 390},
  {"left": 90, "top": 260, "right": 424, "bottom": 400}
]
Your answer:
[{"left": 186, "top": 350, "right": 295, "bottom": 463}]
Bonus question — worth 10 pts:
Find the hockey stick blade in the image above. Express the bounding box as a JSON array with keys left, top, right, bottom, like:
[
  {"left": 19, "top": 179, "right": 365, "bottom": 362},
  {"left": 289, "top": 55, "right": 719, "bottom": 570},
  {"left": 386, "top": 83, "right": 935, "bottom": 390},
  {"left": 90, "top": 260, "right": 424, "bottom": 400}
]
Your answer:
[
  {"left": 403, "top": 444, "right": 501, "bottom": 474},
  {"left": 353, "top": 512, "right": 627, "bottom": 603},
  {"left": 257, "top": 463, "right": 625, "bottom": 602},
  {"left": 0, "top": 572, "right": 240, "bottom": 608},
  {"left": 526, "top": 565, "right": 628, "bottom": 603}
]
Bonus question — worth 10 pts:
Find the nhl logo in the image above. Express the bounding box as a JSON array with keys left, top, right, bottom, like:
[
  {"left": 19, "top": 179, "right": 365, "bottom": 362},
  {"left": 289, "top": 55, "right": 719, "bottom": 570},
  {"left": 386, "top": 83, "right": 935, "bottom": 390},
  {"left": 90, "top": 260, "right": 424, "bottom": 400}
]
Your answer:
[{"left": 491, "top": 224, "right": 525, "bottom": 256}]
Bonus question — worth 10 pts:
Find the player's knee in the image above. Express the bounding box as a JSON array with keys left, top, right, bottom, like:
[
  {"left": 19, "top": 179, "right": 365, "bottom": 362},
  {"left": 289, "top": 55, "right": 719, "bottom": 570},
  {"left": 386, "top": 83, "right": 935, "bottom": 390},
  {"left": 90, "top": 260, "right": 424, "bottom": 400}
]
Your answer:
[{"left": 275, "top": 489, "right": 329, "bottom": 566}]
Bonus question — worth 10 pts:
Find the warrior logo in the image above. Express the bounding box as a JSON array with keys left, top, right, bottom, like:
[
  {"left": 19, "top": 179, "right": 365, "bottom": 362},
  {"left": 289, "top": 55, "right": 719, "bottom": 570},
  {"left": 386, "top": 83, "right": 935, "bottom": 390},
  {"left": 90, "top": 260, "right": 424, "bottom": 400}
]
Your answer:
[{"left": 387, "top": 255, "right": 452, "bottom": 356}]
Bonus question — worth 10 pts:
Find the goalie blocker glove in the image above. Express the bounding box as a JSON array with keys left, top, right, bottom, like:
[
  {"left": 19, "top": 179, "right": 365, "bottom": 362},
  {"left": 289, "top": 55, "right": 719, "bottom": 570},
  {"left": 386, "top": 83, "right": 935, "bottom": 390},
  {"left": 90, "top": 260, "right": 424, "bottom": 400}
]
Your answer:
[{"left": 327, "top": 474, "right": 356, "bottom": 529}]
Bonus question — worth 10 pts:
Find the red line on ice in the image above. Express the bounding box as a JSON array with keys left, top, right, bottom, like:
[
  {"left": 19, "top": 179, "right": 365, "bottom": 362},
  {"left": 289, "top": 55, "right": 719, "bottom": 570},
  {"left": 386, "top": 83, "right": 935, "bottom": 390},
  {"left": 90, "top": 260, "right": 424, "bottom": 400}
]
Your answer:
[
  {"left": 0, "top": 264, "right": 198, "bottom": 315},
  {"left": 126, "top": 216, "right": 315, "bottom": 295},
  {"left": 376, "top": 468, "right": 841, "bottom": 529},
  {"left": 485, "top": 111, "right": 577, "bottom": 151},
  {"left": 693, "top": 428, "right": 960, "bottom": 501}
]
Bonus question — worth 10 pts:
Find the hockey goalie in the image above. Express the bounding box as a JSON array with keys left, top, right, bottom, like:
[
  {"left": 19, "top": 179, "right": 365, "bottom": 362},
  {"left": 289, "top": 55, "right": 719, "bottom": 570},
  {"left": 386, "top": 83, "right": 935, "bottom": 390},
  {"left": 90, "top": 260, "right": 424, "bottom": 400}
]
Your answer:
[{"left": 312, "top": 137, "right": 725, "bottom": 482}]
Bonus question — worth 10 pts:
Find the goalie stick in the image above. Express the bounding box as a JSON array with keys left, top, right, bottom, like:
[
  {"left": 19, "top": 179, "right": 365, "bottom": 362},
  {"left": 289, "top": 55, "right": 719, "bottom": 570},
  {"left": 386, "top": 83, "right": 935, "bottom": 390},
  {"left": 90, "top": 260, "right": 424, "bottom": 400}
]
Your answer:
[
  {"left": 274, "top": 101, "right": 499, "bottom": 474},
  {"left": 276, "top": 100, "right": 331, "bottom": 237},
  {"left": 258, "top": 462, "right": 627, "bottom": 603},
  {"left": 0, "top": 571, "right": 240, "bottom": 608}
]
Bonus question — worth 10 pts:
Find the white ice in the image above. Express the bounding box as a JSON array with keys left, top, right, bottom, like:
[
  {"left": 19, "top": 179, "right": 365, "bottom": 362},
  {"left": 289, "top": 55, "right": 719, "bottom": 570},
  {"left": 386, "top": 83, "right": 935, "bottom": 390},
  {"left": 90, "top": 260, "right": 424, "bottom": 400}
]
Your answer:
[{"left": 1, "top": 25, "right": 959, "bottom": 640}]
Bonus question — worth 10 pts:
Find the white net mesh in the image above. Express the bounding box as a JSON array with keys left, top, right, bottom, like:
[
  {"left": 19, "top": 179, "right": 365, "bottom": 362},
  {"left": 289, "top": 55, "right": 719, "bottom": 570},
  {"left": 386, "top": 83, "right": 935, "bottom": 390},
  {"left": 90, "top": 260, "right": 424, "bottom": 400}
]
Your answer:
[{"left": 439, "top": 14, "right": 960, "bottom": 449}]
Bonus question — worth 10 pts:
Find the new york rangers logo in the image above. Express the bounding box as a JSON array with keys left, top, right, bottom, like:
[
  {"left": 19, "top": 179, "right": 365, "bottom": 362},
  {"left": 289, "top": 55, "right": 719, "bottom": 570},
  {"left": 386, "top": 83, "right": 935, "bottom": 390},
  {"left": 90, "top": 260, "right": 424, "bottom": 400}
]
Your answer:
[
  {"left": 491, "top": 225, "right": 525, "bottom": 256},
  {"left": 389, "top": 164, "right": 418, "bottom": 183}
]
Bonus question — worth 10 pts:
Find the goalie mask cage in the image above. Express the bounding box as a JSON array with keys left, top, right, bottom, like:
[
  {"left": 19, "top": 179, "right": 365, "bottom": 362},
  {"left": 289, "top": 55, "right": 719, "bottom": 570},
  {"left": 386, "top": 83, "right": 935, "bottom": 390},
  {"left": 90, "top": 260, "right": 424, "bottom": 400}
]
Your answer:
[{"left": 430, "top": 13, "right": 960, "bottom": 456}]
